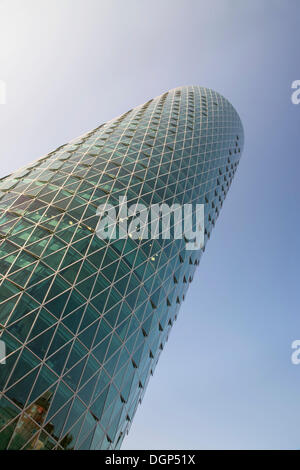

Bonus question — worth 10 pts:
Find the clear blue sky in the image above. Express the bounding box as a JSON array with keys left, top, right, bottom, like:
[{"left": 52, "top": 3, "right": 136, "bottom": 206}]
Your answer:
[{"left": 0, "top": 0, "right": 299, "bottom": 449}]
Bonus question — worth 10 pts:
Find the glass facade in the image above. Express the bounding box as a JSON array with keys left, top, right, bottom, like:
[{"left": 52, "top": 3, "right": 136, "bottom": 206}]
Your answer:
[{"left": 0, "top": 86, "right": 243, "bottom": 450}]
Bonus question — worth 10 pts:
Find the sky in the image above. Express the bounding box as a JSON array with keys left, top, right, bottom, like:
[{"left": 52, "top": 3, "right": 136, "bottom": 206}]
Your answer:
[{"left": 0, "top": 0, "right": 300, "bottom": 449}]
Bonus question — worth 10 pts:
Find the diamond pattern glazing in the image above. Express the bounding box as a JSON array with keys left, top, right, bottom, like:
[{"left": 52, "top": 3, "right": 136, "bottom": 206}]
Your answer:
[{"left": 0, "top": 86, "right": 243, "bottom": 450}]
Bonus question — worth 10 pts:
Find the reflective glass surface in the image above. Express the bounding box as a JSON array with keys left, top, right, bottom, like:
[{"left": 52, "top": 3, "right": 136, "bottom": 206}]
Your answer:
[{"left": 0, "top": 86, "right": 243, "bottom": 449}]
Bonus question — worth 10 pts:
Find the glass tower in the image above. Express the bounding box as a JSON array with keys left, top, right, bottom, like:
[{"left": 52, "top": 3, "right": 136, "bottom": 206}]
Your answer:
[{"left": 0, "top": 86, "right": 243, "bottom": 450}]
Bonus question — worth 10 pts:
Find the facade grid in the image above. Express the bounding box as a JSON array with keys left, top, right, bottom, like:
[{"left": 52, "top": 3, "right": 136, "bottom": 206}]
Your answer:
[{"left": 0, "top": 86, "right": 243, "bottom": 450}]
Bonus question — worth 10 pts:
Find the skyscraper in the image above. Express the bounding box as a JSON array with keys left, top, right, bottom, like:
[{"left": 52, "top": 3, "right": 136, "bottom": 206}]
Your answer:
[{"left": 0, "top": 86, "right": 243, "bottom": 450}]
